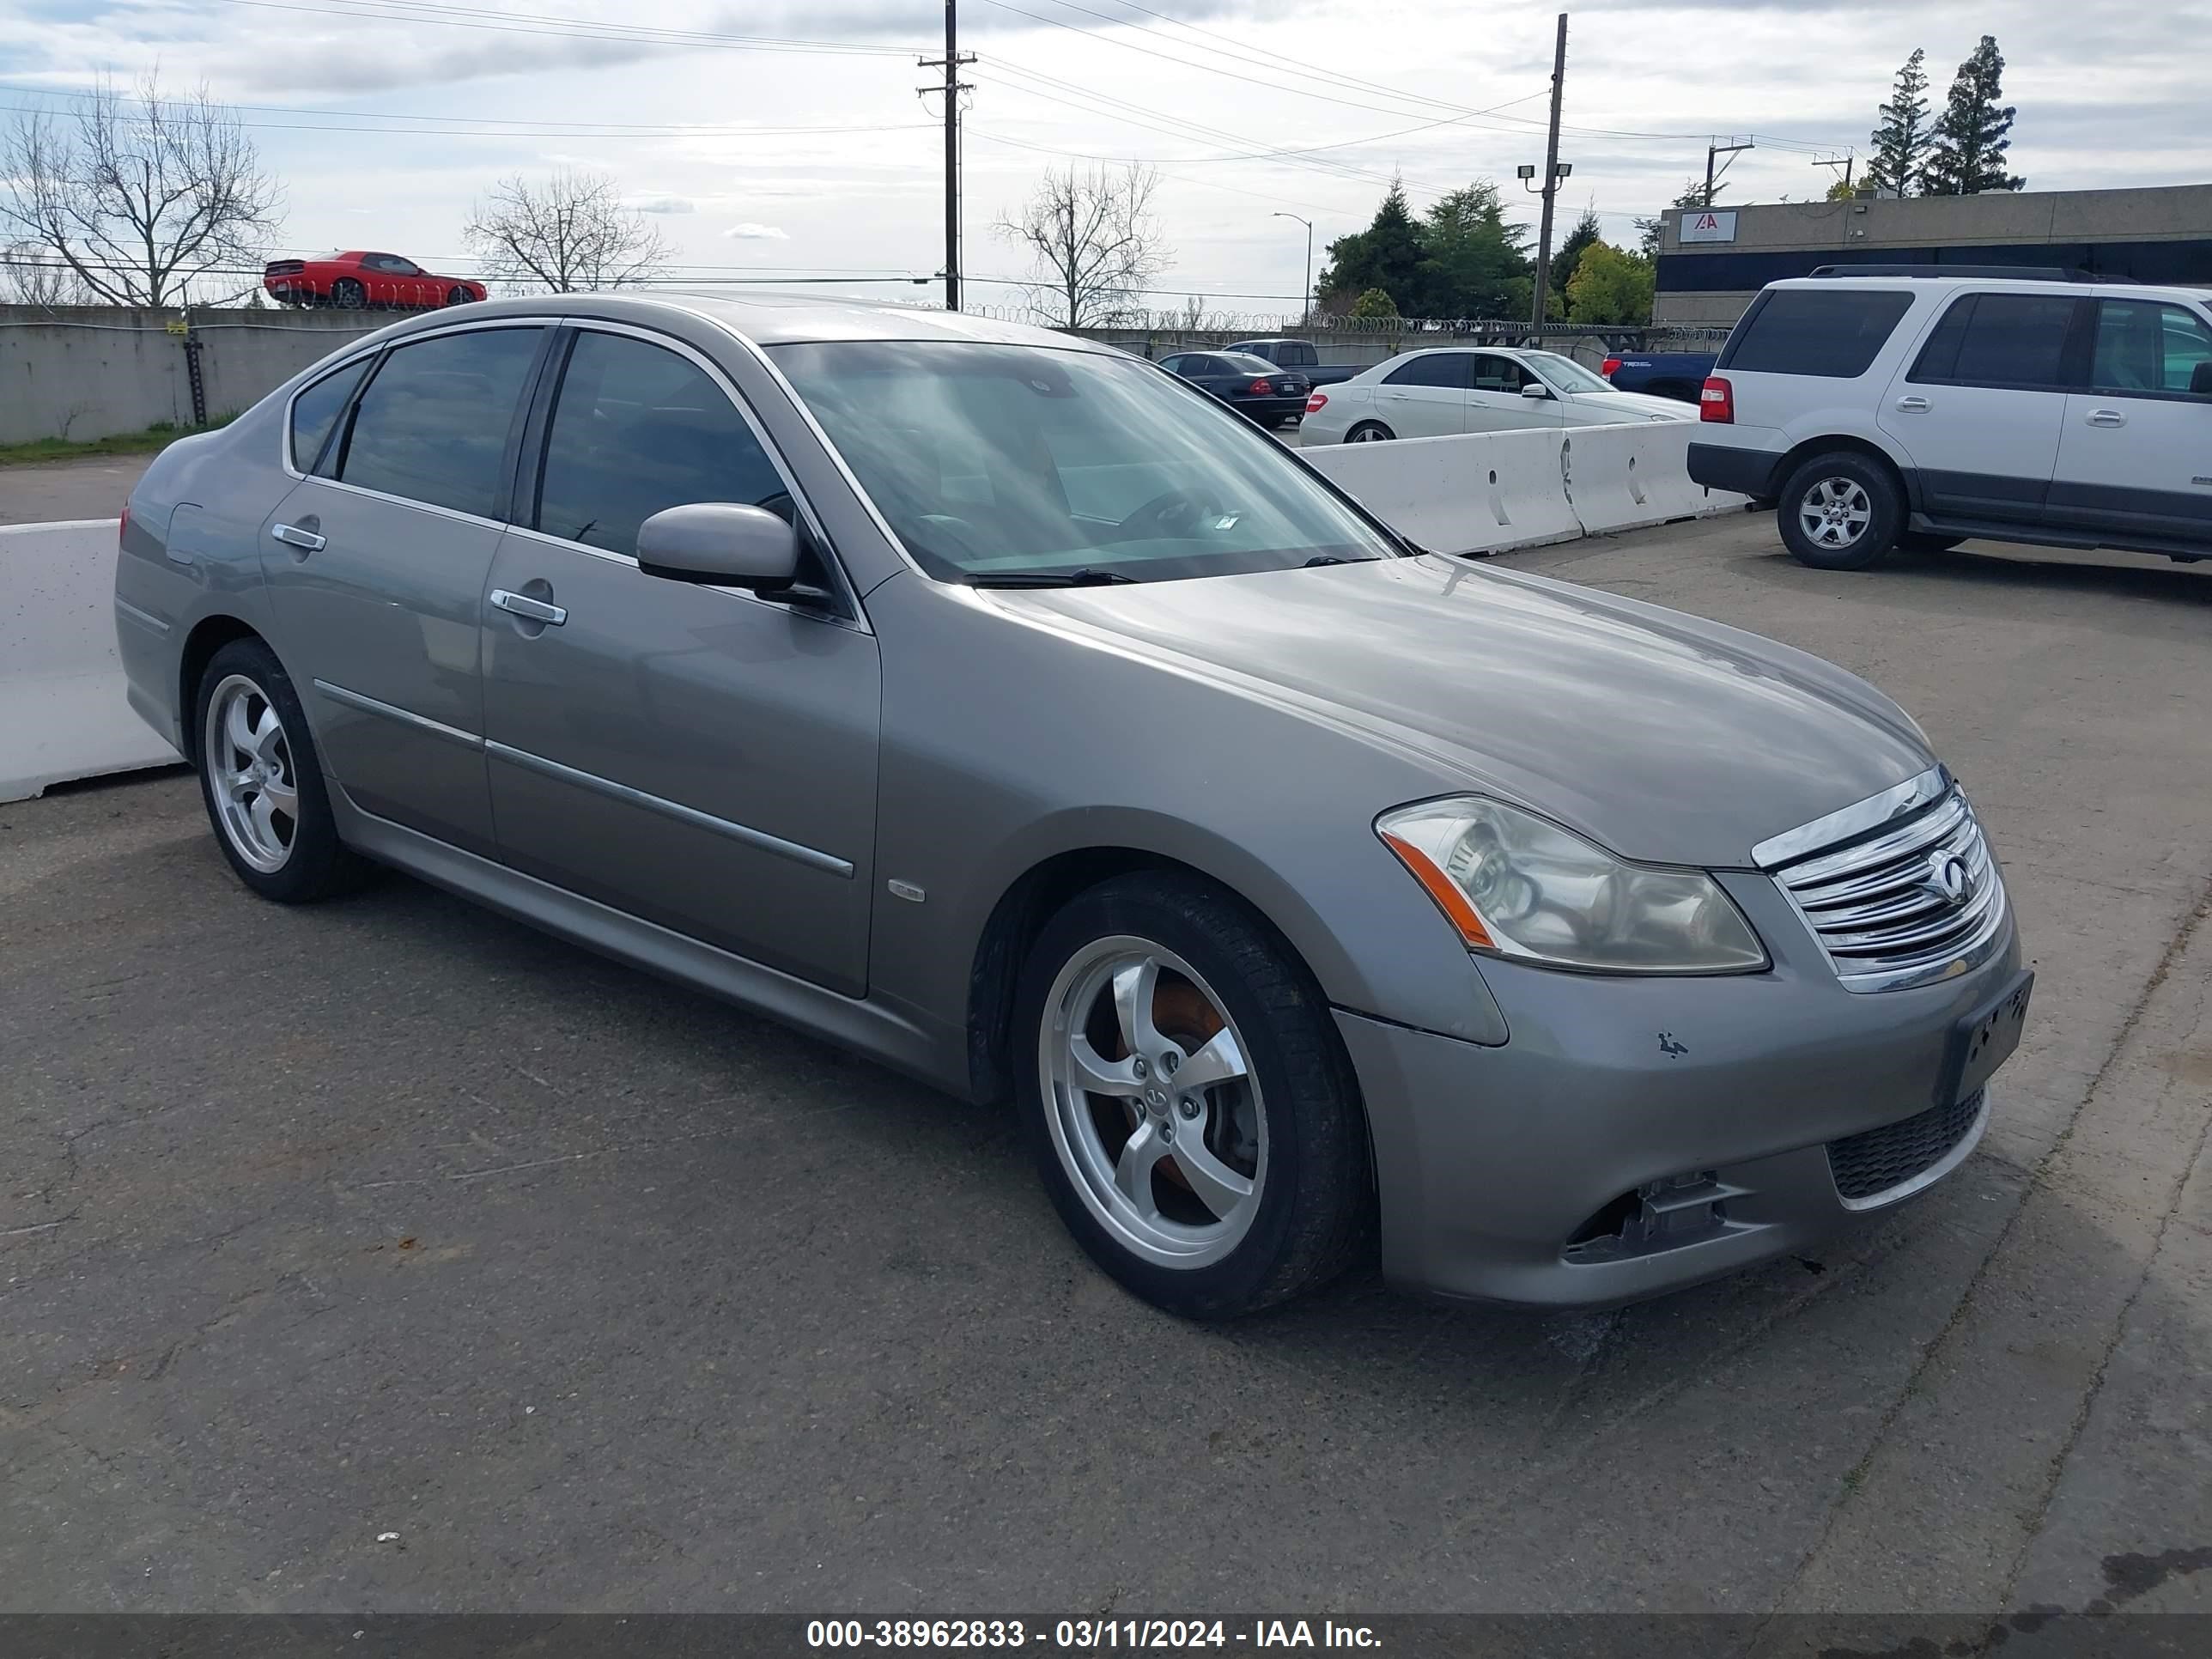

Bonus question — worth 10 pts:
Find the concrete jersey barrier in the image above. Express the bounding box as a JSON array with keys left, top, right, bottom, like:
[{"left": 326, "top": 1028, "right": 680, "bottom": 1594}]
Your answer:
[
  {"left": 1, "top": 518, "right": 181, "bottom": 802},
  {"left": 1303, "top": 420, "right": 1742, "bottom": 556},
  {"left": 1564, "top": 421, "right": 1749, "bottom": 537}
]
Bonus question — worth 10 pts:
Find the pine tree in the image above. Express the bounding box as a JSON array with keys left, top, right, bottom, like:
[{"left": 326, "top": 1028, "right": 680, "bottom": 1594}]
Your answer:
[
  {"left": 1865, "top": 48, "right": 1932, "bottom": 197},
  {"left": 1547, "top": 208, "right": 1601, "bottom": 300},
  {"left": 1923, "top": 35, "right": 2023, "bottom": 196},
  {"left": 1316, "top": 178, "right": 1427, "bottom": 313},
  {"left": 1410, "top": 179, "right": 1530, "bottom": 318}
]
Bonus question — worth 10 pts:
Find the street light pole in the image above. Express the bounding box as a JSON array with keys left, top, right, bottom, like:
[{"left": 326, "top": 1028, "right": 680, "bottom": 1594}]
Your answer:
[{"left": 1273, "top": 212, "right": 1313, "bottom": 326}]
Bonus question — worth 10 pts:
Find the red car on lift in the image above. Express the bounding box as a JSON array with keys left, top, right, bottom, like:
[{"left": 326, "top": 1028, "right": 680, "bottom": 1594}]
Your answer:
[{"left": 263, "top": 252, "right": 485, "bottom": 310}]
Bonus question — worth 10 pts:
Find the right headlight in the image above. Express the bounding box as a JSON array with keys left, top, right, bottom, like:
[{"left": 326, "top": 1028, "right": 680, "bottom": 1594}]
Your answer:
[{"left": 1376, "top": 796, "right": 1767, "bottom": 975}]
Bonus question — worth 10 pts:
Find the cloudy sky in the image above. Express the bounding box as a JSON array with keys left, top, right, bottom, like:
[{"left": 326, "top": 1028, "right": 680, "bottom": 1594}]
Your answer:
[{"left": 2, "top": 0, "right": 2204, "bottom": 320}]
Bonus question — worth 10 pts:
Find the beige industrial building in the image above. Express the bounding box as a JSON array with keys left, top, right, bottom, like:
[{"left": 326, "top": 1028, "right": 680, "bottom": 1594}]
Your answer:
[{"left": 1653, "top": 181, "right": 2212, "bottom": 329}]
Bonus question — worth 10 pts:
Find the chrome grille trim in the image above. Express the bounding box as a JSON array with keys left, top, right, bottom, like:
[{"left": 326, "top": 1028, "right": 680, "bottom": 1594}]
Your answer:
[{"left": 1757, "top": 773, "right": 2008, "bottom": 994}]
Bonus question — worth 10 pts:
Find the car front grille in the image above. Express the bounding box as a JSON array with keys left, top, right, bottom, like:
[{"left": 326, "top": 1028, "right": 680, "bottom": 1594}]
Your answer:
[
  {"left": 1757, "top": 777, "right": 2007, "bottom": 993},
  {"left": 1828, "top": 1088, "right": 1986, "bottom": 1204}
]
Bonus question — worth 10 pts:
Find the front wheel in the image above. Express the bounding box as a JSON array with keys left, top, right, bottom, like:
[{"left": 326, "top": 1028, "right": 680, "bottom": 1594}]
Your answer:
[
  {"left": 445, "top": 285, "right": 474, "bottom": 307},
  {"left": 1345, "top": 421, "right": 1395, "bottom": 444},
  {"left": 1777, "top": 451, "right": 1903, "bottom": 570},
  {"left": 1015, "top": 872, "right": 1371, "bottom": 1319},
  {"left": 193, "top": 639, "right": 373, "bottom": 903}
]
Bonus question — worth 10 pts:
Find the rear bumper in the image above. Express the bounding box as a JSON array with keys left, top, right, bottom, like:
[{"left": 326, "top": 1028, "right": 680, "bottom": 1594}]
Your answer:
[
  {"left": 1687, "top": 441, "right": 1782, "bottom": 501},
  {"left": 1338, "top": 873, "right": 2023, "bottom": 1308},
  {"left": 1233, "top": 398, "right": 1310, "bottom": 422}
]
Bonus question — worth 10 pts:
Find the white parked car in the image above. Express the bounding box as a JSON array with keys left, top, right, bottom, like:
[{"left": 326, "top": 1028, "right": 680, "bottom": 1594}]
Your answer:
[
  {"left": 1689, "top": 267, "right": 2212, "bottom": 570},
  {"left": 1300, "top": 346, "right": 1698, "bottom": 444}
]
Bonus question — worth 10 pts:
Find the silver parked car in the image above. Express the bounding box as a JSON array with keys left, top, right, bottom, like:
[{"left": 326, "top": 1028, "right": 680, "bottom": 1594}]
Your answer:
[{"left": 115, "top": 294, "right": 2031, "bottom": 1318}]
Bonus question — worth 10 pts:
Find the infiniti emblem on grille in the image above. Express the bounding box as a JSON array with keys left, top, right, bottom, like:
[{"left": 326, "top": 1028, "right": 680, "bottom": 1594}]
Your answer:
[{"left": 1920, "top": 849, "right": 1972, "bottom": 905}]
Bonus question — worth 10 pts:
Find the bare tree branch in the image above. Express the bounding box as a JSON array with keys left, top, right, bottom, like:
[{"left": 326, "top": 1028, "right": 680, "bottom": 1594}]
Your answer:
[
  {"left": 994, "top": 164, "right": 1172, "bottom": 330},
  {"left": 463, "top": 170, "right": 673, "bottom": 293},
  {"left": 0, "top": 75, "right": 283, "bottom": 308}
]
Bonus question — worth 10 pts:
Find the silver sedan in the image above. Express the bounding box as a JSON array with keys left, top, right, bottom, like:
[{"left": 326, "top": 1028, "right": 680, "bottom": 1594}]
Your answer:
[{"left": 114, "top": 293, "right": 2029, "bottom": 1317}]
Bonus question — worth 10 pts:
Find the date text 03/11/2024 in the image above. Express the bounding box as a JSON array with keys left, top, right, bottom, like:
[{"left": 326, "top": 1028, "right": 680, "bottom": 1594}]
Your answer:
[{"left": 805, "top": 1620, "right": 1382, "bottom": 1649}]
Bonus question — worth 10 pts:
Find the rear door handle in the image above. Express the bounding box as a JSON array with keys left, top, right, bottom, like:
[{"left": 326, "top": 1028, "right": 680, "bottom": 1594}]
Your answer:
[
  {"left": 489, "top": 588, "right": 567, "bottom": 626},
  {"left": 1893, "top": 396, "right": 1930, "bottom": 413},
  {"left": 2086, "top": 408, "right": 2127, "bottom": 428},
  {"left": 270, "top": 522, "right": 325, "bottom": 551}
]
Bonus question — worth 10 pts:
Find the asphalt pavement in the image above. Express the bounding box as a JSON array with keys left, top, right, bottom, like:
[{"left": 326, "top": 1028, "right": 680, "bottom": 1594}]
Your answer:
[
  {"left": 0, "top": 457, "right": 154, "bottom": 526},
  {"left": 3, "top": 512, "right": 2209, "bottom": 1618}
]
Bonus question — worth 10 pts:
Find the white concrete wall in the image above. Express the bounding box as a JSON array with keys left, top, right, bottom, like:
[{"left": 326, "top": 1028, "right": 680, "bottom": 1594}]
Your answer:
[{"left": 1, "top": 519, "right": 180, "bottom": 801}]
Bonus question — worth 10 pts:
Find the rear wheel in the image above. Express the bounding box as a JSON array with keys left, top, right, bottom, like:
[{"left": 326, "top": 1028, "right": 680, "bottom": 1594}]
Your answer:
[
  {"left": 331, "top": 277, "right": 366, "bottom": 309},
  {"left": 1346, "top": 421, "right": 1395, "bottom": 443},
  {"left": 1777, "top": 451, "right": 1903, "bottom": 570},
  {"left": 193, "top": 639, "right": 372, "bottom": 903},
  {"left": 1016, "top": 872, "right": 1370, "bottom": 1319}
]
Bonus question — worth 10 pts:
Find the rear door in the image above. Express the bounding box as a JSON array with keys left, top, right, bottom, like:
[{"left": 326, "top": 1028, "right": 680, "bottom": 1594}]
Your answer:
[
  {"left": 1879, "top": 290, "right": 2081, "bottom": 526},
  {"left": 259, "top": 322, "right": 549, "bottom": 856},
  {"left": 2049, "top": 297, "right": 2212, "bottom": 550},
  {"left": 1374, "top": 351, "right": 1471, "bottom": 438},
  {"left": 479, "top": 324, "right": 880, "bottom": 994}
]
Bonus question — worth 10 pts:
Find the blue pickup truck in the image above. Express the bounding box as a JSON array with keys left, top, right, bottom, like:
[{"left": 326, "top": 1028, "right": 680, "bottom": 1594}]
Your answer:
[{"left": 1598, "top": 349, "right": 1717, "bottom": 404}]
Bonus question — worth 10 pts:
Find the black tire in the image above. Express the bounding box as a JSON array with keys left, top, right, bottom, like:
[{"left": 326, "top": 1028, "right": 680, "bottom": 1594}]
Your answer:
[
  {"left": 1776, "top": 450, "right": 1904, "bottom": 571},
  {"left": 1013, "top": 872, "right": 1371, "bottom": 1319},
  {"left": 1345, "top": 421, "right": 1395, "bottom": 444},
  {"left": 1897, "top": 532, "right": 1964, "bottom": 554},
  {"left": 331, "top": 277, "right": 366, "bottom": 309},
  {"left": 445, "top": 286, "right": 473, "bottom": 307},
  {"left": 192, "top": 638, "right": 373, "bottom": 904}
]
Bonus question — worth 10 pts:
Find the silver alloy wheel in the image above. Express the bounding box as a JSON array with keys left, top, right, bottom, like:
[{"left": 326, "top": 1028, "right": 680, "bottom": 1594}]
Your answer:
[
  {"left": 1799, "top": 477, "right": 1873, "bottom": 549},
  {"left": 204, "top": 673, "right": 299, "bottom": 873},
  {"left": 1350, "top": 423, "right": 1390, "bottom": 443},
  {"left": 1040, "top": 937, "right": 1267, "bottom": 1270}
]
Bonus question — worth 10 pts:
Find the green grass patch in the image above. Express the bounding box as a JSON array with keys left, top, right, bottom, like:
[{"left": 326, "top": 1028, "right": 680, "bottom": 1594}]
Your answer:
[{"left": 0, "top": 415, "right": 236, "bottom": 468}]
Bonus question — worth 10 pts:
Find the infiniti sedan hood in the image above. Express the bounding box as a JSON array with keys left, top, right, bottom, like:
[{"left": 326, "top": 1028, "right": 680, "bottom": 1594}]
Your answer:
[
  {"left": 1009, "top": 556, "right": 1933, "bottom": 868},
  {"left": 1568, "top": 388, "right": 1698, "bottom": 422}
]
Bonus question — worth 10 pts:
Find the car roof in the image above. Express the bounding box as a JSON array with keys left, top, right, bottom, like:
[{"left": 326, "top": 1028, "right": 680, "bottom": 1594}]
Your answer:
[
  {"left": 359, "top": 289, "right": 1114, "bottom": 352},
  {"left": 1764, "top": 273, "right": 2210, "bottom": 306}
]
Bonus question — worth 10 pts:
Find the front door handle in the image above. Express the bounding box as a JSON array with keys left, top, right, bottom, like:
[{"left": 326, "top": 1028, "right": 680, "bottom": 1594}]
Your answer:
[
  {"left": 2086, "top": 408, "right": 2127, "bottom": 428},
  {"left": 489, "top": 588, "right": 568, "bottom": 626},
  {"left": 1893, "top": 395, "right": 1930, "bottom": 413},
  {"left": 270, "top": 521, "right": 325, "bottom": 551}
]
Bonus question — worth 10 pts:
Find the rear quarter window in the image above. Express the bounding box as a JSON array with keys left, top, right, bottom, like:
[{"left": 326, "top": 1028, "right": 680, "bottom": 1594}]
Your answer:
[{"left": 1717, "top": 289, "right": 1917, "bottom": 378}]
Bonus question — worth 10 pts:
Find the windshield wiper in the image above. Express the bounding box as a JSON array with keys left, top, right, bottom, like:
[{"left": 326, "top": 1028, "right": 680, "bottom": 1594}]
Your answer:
[{"left": 965, "top": 568, "right": 1139, "bottom": 587}]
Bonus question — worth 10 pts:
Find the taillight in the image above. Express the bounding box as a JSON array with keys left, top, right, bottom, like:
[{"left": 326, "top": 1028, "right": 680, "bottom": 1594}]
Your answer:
[
  {"left": 118, "top": 502, "right": 130, "bottom": 545},
  {"left": 1699, "top": 376, "right": 1735, "bottom": 423},
  {"left": 1601, "top": 356, "right": 1621, "bottom": 380},
  {"left": 1305, "top": 392, "right": 1328, "bottom": 413},
  {"left": 1249, "top": 379, "right": 1273, "bottom": 394}
]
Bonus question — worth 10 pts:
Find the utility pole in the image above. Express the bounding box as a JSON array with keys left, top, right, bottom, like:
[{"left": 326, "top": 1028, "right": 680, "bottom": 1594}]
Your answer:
[
  {"left": 1814, "top": 152, "right": 1855, "bottom": 194},
  {"left": 920, "top": 2, "right": 975, "bottom": 311},
  {"left": 1273, "top": 212, "right": 1313, "bottom": 327},
  {"left": 1528, "top": 12, "right": 1569, "bottom": 335},
  {"left": 1705, "top": 137, "right": 1754, "bottom": 206}
]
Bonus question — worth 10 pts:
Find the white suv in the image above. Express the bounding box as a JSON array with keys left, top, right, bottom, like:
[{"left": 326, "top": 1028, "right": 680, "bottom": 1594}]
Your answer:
[{"left": 1688, "top": 268, "right": 2212, "bottom": 570}]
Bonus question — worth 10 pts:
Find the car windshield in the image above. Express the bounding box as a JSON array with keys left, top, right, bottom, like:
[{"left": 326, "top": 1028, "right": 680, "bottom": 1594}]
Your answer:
[
  {"left": 1524, "top": 351, "right": 1613, "bottom": 393},
  {"left": 769, "top": 339, "right": 1399, "bottom": 584}
]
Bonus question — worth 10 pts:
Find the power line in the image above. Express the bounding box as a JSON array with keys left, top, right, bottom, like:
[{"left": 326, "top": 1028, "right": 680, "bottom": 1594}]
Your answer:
[
  {"left": 0, "top": 100, "right": 935, "bottom": 140},
  {"left": 210, "top": 0, "right": 916, "bottom": 57}
]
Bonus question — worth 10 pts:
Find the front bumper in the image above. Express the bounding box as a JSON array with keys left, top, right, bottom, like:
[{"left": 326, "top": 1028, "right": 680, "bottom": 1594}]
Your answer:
[{"left": 1338, "top": 870, "right": 2023, "bottom": 1307}]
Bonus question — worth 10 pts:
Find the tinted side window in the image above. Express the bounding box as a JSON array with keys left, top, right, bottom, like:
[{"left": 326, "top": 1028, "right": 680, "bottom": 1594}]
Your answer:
[
  {"left": 1719, "top": 289, "right": 1916, "bottom": 377},
  {"left": 1911, "top": 293, "right": 2077, "bottom": 388},
  {"left": 335, "top": 328, "right": 543, "bottom": 518},
  {"left": 2090, "top": 301, "right": 2212, "bottom": 395},
  {"left": 1383, "top": 353, "right": 1471, "bottom": 389},
  {"left": 291, "top": 357, "right": 371, "bottom": 474},
  {"left": 1158, "top": 356, "right": 1188, "bottom": 374},
  {"left": 535, "top": 331, "right": 790, "bottom": 557}
]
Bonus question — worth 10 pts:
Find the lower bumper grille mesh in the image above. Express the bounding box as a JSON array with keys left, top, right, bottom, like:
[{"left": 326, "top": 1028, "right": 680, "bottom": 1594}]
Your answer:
[{"left": 1828, "top": 1090, "right": 1985, "bottom": 1202}]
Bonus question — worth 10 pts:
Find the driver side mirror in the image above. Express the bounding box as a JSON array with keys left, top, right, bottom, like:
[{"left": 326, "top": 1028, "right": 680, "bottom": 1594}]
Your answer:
[
  {"left": 2192, "top": 361, "right": 2212, "bottom": 398},
  {"left": 1521, "top": 382, "right": 1553, "bottom": 399},
  {"left": 636, "top": 502, "right": 800, "bottom": 590}
]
